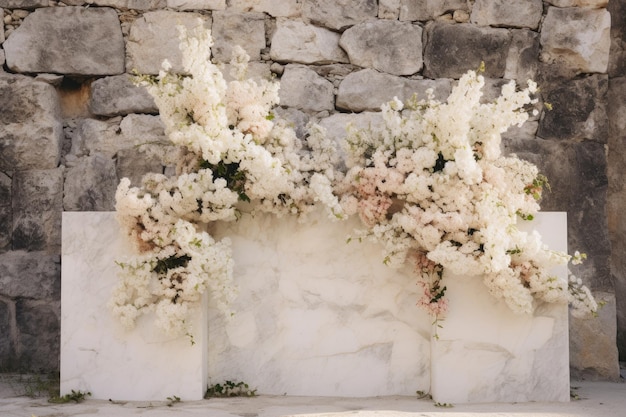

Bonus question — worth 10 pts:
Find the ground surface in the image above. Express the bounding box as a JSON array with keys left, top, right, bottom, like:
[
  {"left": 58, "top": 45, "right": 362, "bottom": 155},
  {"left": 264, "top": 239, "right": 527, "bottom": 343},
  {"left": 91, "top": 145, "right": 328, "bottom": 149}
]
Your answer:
[{"left": 0, "top": 375, "right": 625, "bottom": 417}]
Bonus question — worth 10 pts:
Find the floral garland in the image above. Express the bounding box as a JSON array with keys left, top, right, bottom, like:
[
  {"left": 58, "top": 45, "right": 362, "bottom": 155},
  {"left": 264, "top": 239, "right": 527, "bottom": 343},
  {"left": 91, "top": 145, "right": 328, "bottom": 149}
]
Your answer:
[{"left": 111, "top": 24, "right": 597, "bottom": 339}]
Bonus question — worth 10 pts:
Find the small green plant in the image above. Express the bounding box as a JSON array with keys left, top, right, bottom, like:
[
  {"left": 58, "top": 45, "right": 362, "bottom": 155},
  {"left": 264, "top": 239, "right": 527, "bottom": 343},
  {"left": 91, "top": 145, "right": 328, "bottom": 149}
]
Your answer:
[
  {"left": 205, "top": 380, "right": 257, "bottom": 398},
  {"left": 416, "top": 390, "right": 432, "bottom": 400},
  {"left": 48, "top": 389, "right": 91, "bottom": 404},
  {"left": 166, "top": 395, "right": 181, "bottom": 406},
  {"left": 434, "top": 401, "right": 453, "bottom": 408}
]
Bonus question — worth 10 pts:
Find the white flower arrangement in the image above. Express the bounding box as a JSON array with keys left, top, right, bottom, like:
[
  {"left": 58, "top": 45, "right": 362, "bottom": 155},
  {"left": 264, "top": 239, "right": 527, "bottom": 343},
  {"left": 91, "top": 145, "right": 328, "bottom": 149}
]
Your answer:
[{"left": 111, "top": 24, "right": 597, "bottom": 339}]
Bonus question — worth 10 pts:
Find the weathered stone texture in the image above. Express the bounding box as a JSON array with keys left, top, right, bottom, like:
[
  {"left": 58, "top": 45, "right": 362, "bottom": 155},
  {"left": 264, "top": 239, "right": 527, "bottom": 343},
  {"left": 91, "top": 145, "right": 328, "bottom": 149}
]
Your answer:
[
  {"left": 228, "top": 0, "right": 300, "bottom": 17},
  {"left": 505, "top": 29, "right": 541, "bottom": 83},
  {"left": 90, "top": 75, "right": 157, "bottom": 117},
  {"left": 607, "top": 77, "right": 626, "bottom": 361},
  {"left": 538, "top": 75, "right": 609, "bottom": 142},
  {"left": 318, "top": 111, "right": 384, "bottom": 148},
  {"left": 545, "top": 0, "right": 608, "bottom": 7},
  {"left": 270, "top": 20, "right": 349, "bottom": 65},
  {"left": 211, "top": 12, "right": 266, "bottom": 62},
  {"left": 608, "top": 0, "right": 626, "bottom": 77},
  {"left": 399, "top": 0, "right": 468, "bottom": 21},
  {"left": 62, "top": 0, "right": 166, "bottom": 8},
  {"left": 336, "top": 69, "right": 452, "bottom": 112},
  {"left": 0, "top": 250, "right": 60, "bottom": 299},
  {"left": 166, "top": 0, "right": 225, "bottom": 10},
  {"left": 0, "top": 75, "right": 62, "bottom": 171},
  {"left": 16, "top": 299, "right": 60, "bottom": 371},
  {"left": 116, "top": 148, "right": 165, "bottom": 187},
  {"left": 379, "top": 0, "right": 400, "bottom": 19},
  {"left": 3, "top": 7, "right": 124, "bottom": 75},
  {"left": 471, "top": 0, "right": 542, "bottom": 30},
  {"left": 302, "top": 0, "right": 377, "bottom": 31},
  {"left": 570, "top": 292, "right": 620, "bottom": 380},
  {"left": 127, "top": 11, "right": 211, "bottom": 75},
  {"left": 423, "top": 22, "right": 511, "bottom": 79},
  {"left": 0, "top": 299, "right": 12, "bottom": 369},
  {"left": 503, "top": 138, "right": 610, "bottom": 291},
  {"left": 0, "top": 173, "right": 11, "bottom": 252},
  {"left": 12, "top": 169, "right": 63, "bottom": 253},
  {"left": 0, "top": 0, "right": 47, "bottom": 8},
  {"left": 540, "top": 7, "right": 611, "bottom": 75},
  {"left": 63, "top": 154, "right": 118, "bottom": 211},
  {"left": 340, "top": 20, "right": 423, "bottom": 76},
  {"left": 278, "top": 65, "right": 334, "bottom": 113}
]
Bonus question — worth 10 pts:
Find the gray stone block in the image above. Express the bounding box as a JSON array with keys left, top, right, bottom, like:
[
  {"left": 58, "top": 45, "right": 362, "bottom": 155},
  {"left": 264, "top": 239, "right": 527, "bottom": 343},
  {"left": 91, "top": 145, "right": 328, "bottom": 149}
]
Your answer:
[
  {"left": 340, "top": 20, "right": 423, "bottom": 76},
  {"left": 270, "top": 20, "right": 349, "bottom": 65},
  {"left": 399, "top": 0, "right": 468, "bottom": 21},
  {"left": 538, "top": 75, "right": 609, "bottom": 142},
  {"left": 211, "top": 11, "right": 266, "bottom": 62},
  {"left": 11, "top": 169, "right": 63, "bottom": 253},
  {"left": 0, "top": 250, "right": 60, "bottom": 299},
  {"left": 278, "top": 65, "right": 334, "bottom": 113},
  {"left": 471, "top": 0, "right": 542, "bottom": 29},
  {"left": 423, "top": 22, "right": 511, "bottom": 79},
  {"left": 0, "top": 74, "right": 62, "bottom": 171},
  {"left": 90, "top": 74, "right": 157, "bottom": 117},
  {"left": 63, "top": 154, "right": 118, "bottom": 212},
  {"left": 15, "top": 299, "right": 60, "bottom": 371},
  {"left": 302, "top": 0, "right": 377, "bottom": 31},
  {"left": 4, "top": 7, "right": 124, "bottom": 75}
]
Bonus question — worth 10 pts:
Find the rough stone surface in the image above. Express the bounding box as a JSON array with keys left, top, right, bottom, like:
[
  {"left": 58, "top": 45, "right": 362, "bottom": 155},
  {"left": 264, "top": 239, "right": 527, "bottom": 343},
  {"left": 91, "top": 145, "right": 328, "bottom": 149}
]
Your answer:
[
  {"left": 127, "top": 11, "right": 210, "bottom": 74},
  {"left": 545, "top": 0, "right": 608, "bottom": 7},
  {"left": 0, "top": 0, "right": 47, "bottom": 8},
  {"left": 0, "top": 173, "right": 11, "bottom": 252},
  {"left": 503, "top": 138, "right": 611, "bottom": 292},
  {"left": 302, "top": 0, "right": 377, "bottom": 31},
  {"left": 167, "top": 0, "right": 225, "bottom": 10},
  {"left": 607, "top": 77, "right": 626, "bottom": 360},
  {"left": 16, "top": 299, "right": 60, "bottom": 371},
  {"left": 608, "top": 0, "right": 626, "bottom": 77},
  {"left": 11, "top": 169, "right": 63, "bottom": 253},
  {"left": 63, "top": 154, "right": 118, "bottom": 212},
  {"left": 278, "top": 65, "right": 334, "bottom": 113},
  {"left": 318, "top": 111, "right": 384, "bottom": 147},
  {"left": 77, "top": 0, "right": 165, "bottom": 8},
  {"left": 0, "top": 74, "right": 62, "bottom": 171},
  {"left": 116, "top": 148, "right": 164, "bottom": 187},
  {"left": 3, "top": 7, "right": 124, "bottom": 75},
  {"left": 0, "top": 299, "right": 12, "bottom": 369},
  {"left": 471, "top": 0, "right": 542, "bottom": 30},
  {"left": 540, "top": 7, "right": 611, "bottom": 75},
  {"left": 505, "top": 29, "right": 541, "bottom": 83},
  {"left": 538, "top": 75, "right": 609, "bottom": 142},
  {"left": 90, "top": 75, "right": 157, "bottom": 117},
  {"left": 570, "top": 292, "right": 620, "bottom": 380},
  {"left": 0, "top": 251, "right": 60, "bottom": 299},
  {"left": 228, "top": 0, "right": 300, "bottom": 17},
  {"left": 340, "top": 20, "right": 423, "bottom": 76},
  {"left": 423, "top": 22, "right": 511, "bottom": 79},
  {"left": 336, "top": 69, "right": 451, "bottom": 112},
  {"left": 211, "top": 12, "right": 266, "bottom": 62},
  {"left": 270, "top": 20, "right": 349, "bottom": 65},
  {"left": 399, "top": 0, "right": 468, "bottom": 21}
]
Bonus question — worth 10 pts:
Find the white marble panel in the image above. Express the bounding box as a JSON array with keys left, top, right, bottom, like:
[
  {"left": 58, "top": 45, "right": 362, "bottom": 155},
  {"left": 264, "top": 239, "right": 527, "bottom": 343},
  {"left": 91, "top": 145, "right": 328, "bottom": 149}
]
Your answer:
[
  {"left": 61, "top": 212, "right": 208, "bottom": 401},
  {"left": 208, "top": 210, "right": 432, "bottom": 397},
  {"left": 430, "top": 212, "right": 570, "bottom": 403}
]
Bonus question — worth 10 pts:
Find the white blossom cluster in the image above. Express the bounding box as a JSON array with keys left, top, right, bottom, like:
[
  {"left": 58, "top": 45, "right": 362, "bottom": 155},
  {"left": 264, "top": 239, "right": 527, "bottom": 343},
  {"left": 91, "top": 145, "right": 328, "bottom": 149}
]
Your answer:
[
  {"left": 340, "top": 70, "right": 597, "bottom": 319},
  {"left": 113, "top": 25, "right": 597, "bottom": 337},
  {"left": 112, "top": 24, "right": 342, "bottom": 337}
]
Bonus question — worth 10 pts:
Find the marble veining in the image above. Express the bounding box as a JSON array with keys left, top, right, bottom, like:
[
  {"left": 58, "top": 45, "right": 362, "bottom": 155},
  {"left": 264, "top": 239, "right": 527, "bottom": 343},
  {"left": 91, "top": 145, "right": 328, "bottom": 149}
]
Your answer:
[
  {"left": 61, "top": 212, "right": 207, "bottom": 401},
  {"left": 60, "top": 211, "right": 569, "bottom": 402}
]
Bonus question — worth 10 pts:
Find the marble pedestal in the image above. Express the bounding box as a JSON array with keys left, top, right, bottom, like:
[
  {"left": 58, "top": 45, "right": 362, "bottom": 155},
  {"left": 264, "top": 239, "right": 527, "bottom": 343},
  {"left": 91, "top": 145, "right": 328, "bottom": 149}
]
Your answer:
[
  {"left": 61, "top": 212, "right": 208, "bottom": 401},
  {"left": 430, "top": 212, "right": 570, "bottom": 403},
  {"left": 60, "top": 210, "right": 569, "bottom": 402}
]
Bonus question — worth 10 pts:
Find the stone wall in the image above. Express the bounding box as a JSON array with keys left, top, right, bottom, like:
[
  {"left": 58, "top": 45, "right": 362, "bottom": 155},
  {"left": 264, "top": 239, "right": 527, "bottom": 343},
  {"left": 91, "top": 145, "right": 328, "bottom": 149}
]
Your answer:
[{"left": 0, "top": 0, "right": 622, "bottom": 379}]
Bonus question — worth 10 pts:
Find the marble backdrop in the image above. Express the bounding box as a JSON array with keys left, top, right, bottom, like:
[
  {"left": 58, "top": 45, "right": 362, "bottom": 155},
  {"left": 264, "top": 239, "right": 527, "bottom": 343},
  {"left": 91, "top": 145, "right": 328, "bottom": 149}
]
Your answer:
[
  {"left": 208, "top": 211, "right": 432, "bottom": 397},
  {"left": 61, "top": 212, "right": 208, "bottom": 401},
  {"left": 430, "top": 212, "right": 570, "bottom": 403},
  {"left": 60, "top": 211, "right": 569, "bottom": 402}
]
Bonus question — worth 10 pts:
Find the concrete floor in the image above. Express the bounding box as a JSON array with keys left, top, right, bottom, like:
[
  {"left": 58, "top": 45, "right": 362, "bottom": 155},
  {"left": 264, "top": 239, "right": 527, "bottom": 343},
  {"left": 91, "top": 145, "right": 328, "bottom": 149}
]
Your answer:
[{"left": 1, "top": 375, "right": 625, "bottom": 417}]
